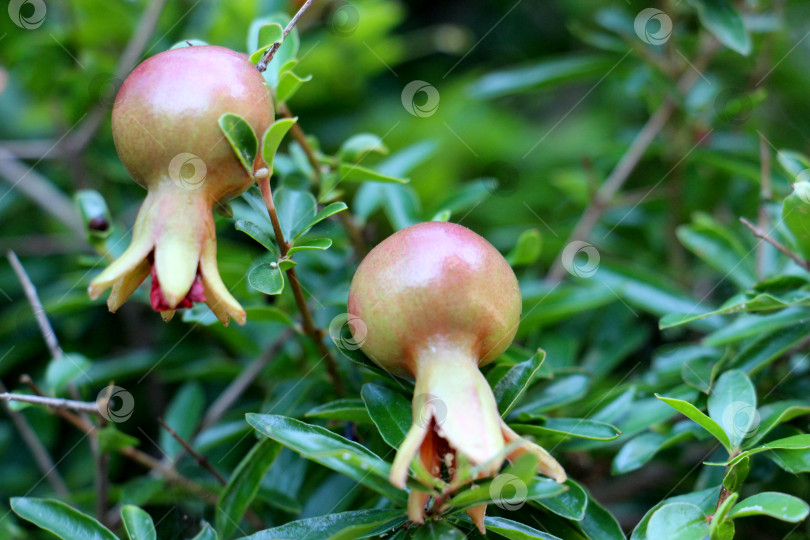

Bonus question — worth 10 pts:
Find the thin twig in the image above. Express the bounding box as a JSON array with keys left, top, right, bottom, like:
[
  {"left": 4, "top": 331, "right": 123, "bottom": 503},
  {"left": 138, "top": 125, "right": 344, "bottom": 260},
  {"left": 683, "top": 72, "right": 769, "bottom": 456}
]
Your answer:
[
  {"left": 0, "top": 392, "right": 100, "bottom": 413},
  {"left": 740, "top": 217, "right": 810, "bottom": 271},
  {"left": 757, "top": 134, "right": 773, "bottom": 278},
  {"left": 0, "top": 379, "right": 69, "bottom": 496},
  {"left": 157, "top": 418, "right": 227, "bottom": 485},
  {"left": 257, "top": 0, "right": 318, "bottom": 71},
  {"left": 547, "top": 38, "right": 720, "bottom": 281},
  {"left": 7, "top": 251, "right": 63, "bottom": 359},
  {"left": 21, "top": 377, "right": 217, "bottom": 504},
  {"left": 257, "top": 177, "right": 345, "bottom": 395},
  {"left": 201, "top": 328, "right": 293, "bottom": 430}
]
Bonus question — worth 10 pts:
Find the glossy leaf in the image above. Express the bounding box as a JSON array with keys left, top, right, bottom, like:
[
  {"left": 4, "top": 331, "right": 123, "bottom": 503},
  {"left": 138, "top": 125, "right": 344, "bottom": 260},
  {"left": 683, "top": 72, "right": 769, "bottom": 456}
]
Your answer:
[
  {"left": 338, "top": 162, "right": 408, "bottom": 184},
  {"left": 494, "top": 348, "right": 546, "bottom": 417},
  {"left": 361, "top": 383, "right": 411, "bottom": 449},
  {"left": 689, "top": 0, "right": 751, "bottom": 55},
  {"left": 646, "top": 502, "right": 709, "bottom": 540},
  {"left": 707, "top": 370, "right": 757, "bottom": 450},
  {"left": 287, "top": 237, "right": 332, "bottom": 255},
  {"left": 305, "top": 398, "right": 371, "bottom": 423},
  {"left": 261, "top": 118, "right": 298, "bottom": 175},
  {"left": 533, "top": 478, "right": 588, "bottom": 520},
  {"left": 121, "top": 505, "right": 156, "bottom": 540},
  {"left": 339, "top": 133, "right": 388, "bottom": 162},
  {"left": 10, "top": 498, "right": 117, "bottom": 540},
  {"left": 728, "top": 492, "right": 809, "bottom": 522},
  {"left": 216, "top": 439, "right": 280, "bottom": 539},
  {"left": 512, "top": 418, "right": 620, "bottom": 441},
  {"left": 235, "top": 220, "right": 279, "bottom": 255},
  {"left": 656, "top": 395, "right": 731, "bottom": 452},
  {"left": 507, "top": 229, "right": 542, "bottom": 267},
  {"left": 294, "top": 202, "right": 349, "bottom": 240},
  {"left": 239, "top": 509, "right": 403, "bottom": 540},
  {"left": 248, "top": 262, "right": 285, "bottom": 295},
  {"left": 275, "top": 188, "right": 317, "bottom": 240},
  {"left": 219, "top": 113, "right": 258, "bottom": 176},
  {"left": 246, "top": 414, "right": 404, "bottom": 502}
]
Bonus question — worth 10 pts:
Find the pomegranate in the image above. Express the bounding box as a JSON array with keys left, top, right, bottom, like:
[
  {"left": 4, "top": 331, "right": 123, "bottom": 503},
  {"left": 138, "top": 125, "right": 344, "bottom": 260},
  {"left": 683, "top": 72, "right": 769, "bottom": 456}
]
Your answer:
[
  {"left": 88, "top": 45, "right": 274, "bottom": 325},
  {"left": 347, "top": 221, "right": 565, "bottom": 527}
]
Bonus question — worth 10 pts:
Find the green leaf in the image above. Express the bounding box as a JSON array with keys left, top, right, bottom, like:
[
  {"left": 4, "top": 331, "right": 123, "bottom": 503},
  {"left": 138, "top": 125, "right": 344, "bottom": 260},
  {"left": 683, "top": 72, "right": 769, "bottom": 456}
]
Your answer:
[
  {"left": 121, "top": 505, "right": 156, "bottom": 540},
  {"left": 276, "top": 70, "right": 311, "bottom": 103},
  {"left": 469, "top": 54, "right": 613, "bottom": 99},
  {"left": 294, "top": 202, "right": 348, "bottom": 240},
  {"left": 287, "top": 238, "right": 332, "bottom": 255},
  {"left": 246, "top": 414, "right": 405, "bottom": 503},
  {"left": 716, "top": 434, "right": 810, "bottom": 468},
  {"left": 576, "top": 485, "right": 625, "bottom": 540},
  {"left": 631, "top": 487, "right": 720, "bottom": 540},
  {"left": 97, "top": 425, "right": 139, "bottom": 453},
  {"left": 511, "top": 374, "right": 590, "bottom": 416},
  {"left": 646, "top": 502, "right": 709, "bottom": 540},
  {"left": 689, "top": 0, "right": 751, "bottom": 55},
  {"left": 746, "top": 400, "right": 810, "bottom": 447},
  {"left": 460, "top": 515, "right": 562, "bottom": 539},
  {"left": 243, "top": 305, "right": 293, "bottom": 326},
  {"left": 274, "top": 188, "right": 317, "bottom": 240},
  {"left": 656, "top": 395, "right": 731, "bottom": 452},
  {"left": 238, "top": 509, "right": 404, "bottom": 540},
  {"left": 248, "top": 15, "right": 300, "bottom": 86},
  {"left": 494, "top": 349, "right": 546, "bottom": 417},
  {"left": 248, "top": 22, "right": 284, "bottom": 64},
  {"left": 216, "top": 439, "right": 280, "bottom": 540},
  {"left": 661, "top": 290, "right": 810, "bottom": 330},
  {"left": 728, "top": 492, "right": 809, "bottom": 522},
  {"left": 338, "top": 163, "right": 408, "bottom": 184},
  {"left": 260, "top": 118, "right": 297, "bottom": 176},
  {"left": 411, "top": 521, "right": 466, "bottom": 539},
  {"left": 512, "top": 418, "right": 621, "bottom": 441},
  {"left": 533, "top": 478, "right": 588, "bottom": 520},
  {"left": 10, "top": 498, "right": 117, "bottom": 540},
  {"left": 447, "top": 475, "right": 566, "bottom": 510},
  {"left": 770, "top": 447, "right": 810, "bottom": 473},
  {"left": 506, "top": 229, "right": 542, "bottom": 267},
  {"left": 361, "top": 383, "right": 412, "bottom": 449},
  {"left": 45, "top": 353, "right": 91, "bottom": 393},
  {"left": 777, "top": 149, "right": 810, "bottom": 179},
  {"left": 191, "top": 522, "right": 218, "bottom": 540},
  {"left": 248, "top": 262, "right": 285, "bottom": 295},
  {"left": 219, "top": 113, "right": 258, "bottom": 175},
  {"left": 707, "top": 370, "right": 757, "bottom": 450},
  {"left": 305, "top": 398, "right": 371, "bottom": 423},
  {"left": 160, "top": 382, "right": 204, "bottom": 459},
  {"left": 339, "top": 133, "right": 389, "bottom": 163},
  {"left": 430, "top": 209, "right": 452, "bottom": 222},
  {"left": 703, "top": 308, "right": 810, "bottom": 347}
]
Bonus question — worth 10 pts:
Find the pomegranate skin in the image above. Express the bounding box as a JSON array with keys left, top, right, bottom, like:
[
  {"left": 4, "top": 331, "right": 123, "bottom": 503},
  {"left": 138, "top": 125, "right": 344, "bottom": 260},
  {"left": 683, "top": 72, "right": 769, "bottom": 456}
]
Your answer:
[
  {"left": 112, "top": 45, "right": 273, "bottom": 200},
  {"left": 347, "top": 221, "right": 522, "bottom": 377}
]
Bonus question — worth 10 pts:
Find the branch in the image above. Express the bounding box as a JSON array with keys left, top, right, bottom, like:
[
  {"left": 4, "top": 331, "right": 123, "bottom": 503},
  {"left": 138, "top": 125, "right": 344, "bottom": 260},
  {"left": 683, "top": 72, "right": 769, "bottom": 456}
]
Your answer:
[
  {"left": 256, "top": 0, "right": 318, "bottom": 71},
  {"left": 757, "top": 134, "right": 773, "bottom": 278},
  {"left": 740, "top": 217, "right": 810, "bottom": 271},
  {"left": 547, "top": 38, "right": 720, "bottom": 282},
  {"left": 0, "top": 392, "right": 100, "bottom": 414},
  {"left": 7, "top": 250, "right": 63, "bottom": 359},
  {"left": 256, "top": 177, "right": 344, "bottom": 395},
  {"left": 21, "top": 377, "right": 217, "bottom": 504},
  {"left": 0, "top": 380, "right": 69, "bottom": 496},
  {"left": 157, "top": 418, "right": 227, "bottom": 485}
]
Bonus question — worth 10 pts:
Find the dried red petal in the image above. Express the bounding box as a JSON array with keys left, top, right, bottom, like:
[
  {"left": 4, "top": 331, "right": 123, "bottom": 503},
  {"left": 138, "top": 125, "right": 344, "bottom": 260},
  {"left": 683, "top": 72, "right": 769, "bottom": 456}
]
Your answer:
[{"left": 150, "top": 264, "right": 206, "bottom": 311}]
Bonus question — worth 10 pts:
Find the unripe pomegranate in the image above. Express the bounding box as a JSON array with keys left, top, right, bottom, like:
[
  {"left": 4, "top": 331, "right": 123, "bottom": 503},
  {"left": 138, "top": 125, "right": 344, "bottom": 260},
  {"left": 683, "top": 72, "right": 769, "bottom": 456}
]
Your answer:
[
  {"left": 348, "top": 222, "right": 565, "bottom": 527},
  {"left": 88, "top": 45, "right": 274, "bottom": 325}
]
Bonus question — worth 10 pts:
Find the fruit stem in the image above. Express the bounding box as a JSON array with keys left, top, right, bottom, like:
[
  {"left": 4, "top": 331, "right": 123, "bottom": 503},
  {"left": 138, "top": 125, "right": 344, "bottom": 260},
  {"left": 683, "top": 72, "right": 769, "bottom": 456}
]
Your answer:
[
  {"left": 740, "top": 217, "right": 810, "bottom": 271},
  {"left": 257, "top": 176, "right": 345, "bottom": 396},
  {"left": 257, "top": 0, "right": 319, "bottom": 71}
]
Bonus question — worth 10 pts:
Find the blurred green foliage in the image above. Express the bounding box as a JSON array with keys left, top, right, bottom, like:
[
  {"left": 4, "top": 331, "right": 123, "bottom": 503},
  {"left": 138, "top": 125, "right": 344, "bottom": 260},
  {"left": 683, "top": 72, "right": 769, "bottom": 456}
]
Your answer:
[{"left": 3, "top": 0, "right": 810, "bottom": 538}]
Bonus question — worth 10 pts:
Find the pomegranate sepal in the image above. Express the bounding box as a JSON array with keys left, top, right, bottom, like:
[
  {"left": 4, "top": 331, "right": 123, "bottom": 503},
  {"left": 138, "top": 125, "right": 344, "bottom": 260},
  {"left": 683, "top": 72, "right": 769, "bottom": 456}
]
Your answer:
[
  {"left": 466, "top": 504, "right": 487, "bottom": 534},
  {"left": 500, "top": 420, "right": 567, "bottom": 483}
]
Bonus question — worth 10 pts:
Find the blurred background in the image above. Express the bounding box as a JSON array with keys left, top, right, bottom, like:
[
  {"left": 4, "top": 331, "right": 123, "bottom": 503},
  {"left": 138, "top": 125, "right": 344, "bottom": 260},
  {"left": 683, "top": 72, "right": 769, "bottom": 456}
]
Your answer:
[{"left": 2, "top": 0, "right": 810, "bottom": 538}]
